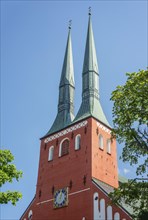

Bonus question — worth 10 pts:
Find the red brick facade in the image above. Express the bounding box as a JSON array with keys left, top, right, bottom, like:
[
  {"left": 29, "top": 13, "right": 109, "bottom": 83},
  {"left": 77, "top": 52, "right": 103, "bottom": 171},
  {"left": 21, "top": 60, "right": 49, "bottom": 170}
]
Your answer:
[{"left": 20, "top": 118, "right": 132, "bottom": 220}]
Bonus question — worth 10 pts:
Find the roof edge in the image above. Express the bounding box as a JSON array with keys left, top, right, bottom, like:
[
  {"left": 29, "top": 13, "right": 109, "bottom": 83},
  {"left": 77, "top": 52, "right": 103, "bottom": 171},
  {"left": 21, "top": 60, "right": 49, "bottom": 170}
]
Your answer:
[
  {"left": 19, "top": 196, "right": 36, "bottom": 220},
  {"left": 92, "top": 178, "right": 132, "bottom": 218},
  {"left": 40, "top": 115, "right": 112, "bottom": 140}
]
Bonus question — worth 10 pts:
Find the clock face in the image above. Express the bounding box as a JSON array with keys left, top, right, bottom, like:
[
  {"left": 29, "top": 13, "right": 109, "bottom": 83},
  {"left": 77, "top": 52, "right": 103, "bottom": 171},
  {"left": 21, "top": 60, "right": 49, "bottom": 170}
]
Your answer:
[{"left": 54, "top": 188, "right": 68, "bottom": 209}]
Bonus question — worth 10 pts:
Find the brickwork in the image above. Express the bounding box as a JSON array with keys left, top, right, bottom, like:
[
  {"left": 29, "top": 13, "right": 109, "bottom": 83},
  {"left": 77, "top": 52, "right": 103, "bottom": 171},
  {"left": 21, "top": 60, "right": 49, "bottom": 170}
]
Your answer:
[
  {"left": 21, "top": 118, "right": 93, "bottom": 220},
  {"left": 21, "top": 118, "right": 131, "bottom": 220},
  {"left": 91, "top": 118, "right": 119, "bottom": 188},
  {"left": 92, "top": 183, "right": 131, "bottom": 220}
]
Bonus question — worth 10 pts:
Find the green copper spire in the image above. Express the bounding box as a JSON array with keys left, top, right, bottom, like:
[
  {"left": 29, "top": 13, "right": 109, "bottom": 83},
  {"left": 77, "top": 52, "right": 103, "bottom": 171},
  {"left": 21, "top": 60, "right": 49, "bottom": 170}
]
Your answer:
[
  {"left": 46, "top": 24, "right": 75, "bottom": 135},
  {"left": 75, "top": 12, "right": 110, "bottom": 127}
]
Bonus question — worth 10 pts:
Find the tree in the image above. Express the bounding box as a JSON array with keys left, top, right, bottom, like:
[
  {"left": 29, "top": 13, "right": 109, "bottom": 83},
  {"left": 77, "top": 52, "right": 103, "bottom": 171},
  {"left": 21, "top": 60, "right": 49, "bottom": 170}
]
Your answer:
[
  {"left": 0, "top": 149, "right": 22, "bottom": 205},
  {"left": 109, "top": 69, "right": 148, "bottom": 219}
]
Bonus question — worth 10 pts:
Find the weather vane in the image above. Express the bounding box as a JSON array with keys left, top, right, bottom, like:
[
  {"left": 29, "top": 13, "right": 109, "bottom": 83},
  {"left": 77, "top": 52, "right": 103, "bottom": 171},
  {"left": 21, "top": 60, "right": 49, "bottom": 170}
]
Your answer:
[
  {"left": 69, "top": 20, "right": 72, "bottom": 29},
  {"left": 88, "top": 6, "right": 91, "bottom": 16}
]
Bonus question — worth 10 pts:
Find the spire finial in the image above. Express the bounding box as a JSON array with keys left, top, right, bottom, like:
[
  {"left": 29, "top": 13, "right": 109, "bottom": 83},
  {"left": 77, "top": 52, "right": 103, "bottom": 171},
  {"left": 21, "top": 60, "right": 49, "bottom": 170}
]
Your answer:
[
  {"left": 88, "top": 7, "right": 91, "bottom": 16},
  {"left": 69, "top": 20, "right": 72, "bottom": 29}
]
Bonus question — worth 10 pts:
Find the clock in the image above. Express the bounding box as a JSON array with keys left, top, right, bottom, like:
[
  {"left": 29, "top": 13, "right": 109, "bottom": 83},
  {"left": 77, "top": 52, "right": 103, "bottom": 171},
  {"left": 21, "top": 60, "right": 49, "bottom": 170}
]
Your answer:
[{"left": 54, "top": 187, "right": 68, "bottom": 208}]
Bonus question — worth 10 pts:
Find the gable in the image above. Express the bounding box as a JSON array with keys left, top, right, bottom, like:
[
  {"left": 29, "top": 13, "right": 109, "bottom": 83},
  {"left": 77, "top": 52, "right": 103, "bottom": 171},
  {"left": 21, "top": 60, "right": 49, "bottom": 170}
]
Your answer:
[{"left": 92, "top": 178, "right": 132, "bottom": 220}]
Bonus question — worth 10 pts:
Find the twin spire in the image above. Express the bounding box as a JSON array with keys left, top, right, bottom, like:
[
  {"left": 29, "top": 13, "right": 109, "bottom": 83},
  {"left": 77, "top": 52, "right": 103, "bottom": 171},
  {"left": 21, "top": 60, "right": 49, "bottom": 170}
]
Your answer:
[
  {"left": 46, "top": 12, "right": 110, "bottom": 136},
  {"left": 48, "top": 23, "right": 75, "bottom": 135}
]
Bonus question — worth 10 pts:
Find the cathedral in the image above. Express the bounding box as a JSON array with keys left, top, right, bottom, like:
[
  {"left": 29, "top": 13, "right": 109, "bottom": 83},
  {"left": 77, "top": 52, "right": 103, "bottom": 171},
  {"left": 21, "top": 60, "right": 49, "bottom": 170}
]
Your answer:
[{"left": 20, "top": 11, "right": 132, "bottom": 220}]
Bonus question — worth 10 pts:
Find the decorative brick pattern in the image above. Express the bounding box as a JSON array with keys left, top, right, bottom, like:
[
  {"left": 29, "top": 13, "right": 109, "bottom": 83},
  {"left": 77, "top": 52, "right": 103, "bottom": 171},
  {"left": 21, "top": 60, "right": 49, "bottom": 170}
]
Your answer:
[
  {"left": 96, "top": 122, "right": 111, "bottom": 134},
  {"left": 44, "top": 120, "right": 88, "bottom": 143}
]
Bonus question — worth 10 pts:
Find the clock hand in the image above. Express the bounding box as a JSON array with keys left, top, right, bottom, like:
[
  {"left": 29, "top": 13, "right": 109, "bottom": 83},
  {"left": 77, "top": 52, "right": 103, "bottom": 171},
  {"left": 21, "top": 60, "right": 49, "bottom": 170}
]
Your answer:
[{"left": 59, "top": 191, "right": 62, "bottom": 200}]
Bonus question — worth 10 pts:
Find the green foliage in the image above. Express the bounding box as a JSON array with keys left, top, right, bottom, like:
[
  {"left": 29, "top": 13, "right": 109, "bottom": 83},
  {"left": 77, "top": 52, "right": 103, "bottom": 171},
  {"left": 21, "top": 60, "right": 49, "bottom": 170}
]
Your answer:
[
  {"left": 111, "top": 69, "right": 148, "bottom": 174},
  {"left": 109, "top": 180, "right": 148, "bottom": 219},
  {"left": 0, "top": 149, "right": 22, "bottom": 205},
  {"left": 110, "top": 69, "right": 148, "bottom": 218}
]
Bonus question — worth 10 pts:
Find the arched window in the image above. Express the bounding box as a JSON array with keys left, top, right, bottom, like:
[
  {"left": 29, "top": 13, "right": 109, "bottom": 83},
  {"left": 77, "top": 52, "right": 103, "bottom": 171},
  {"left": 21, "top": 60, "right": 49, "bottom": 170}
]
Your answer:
[
  {"left": 107, "top": 205, "right": 112, "bottom": 220},
  {"left": 107, "top": 139, "right": 111, "bottom": 154},
  {"left": 93, "top": 192, "right": 99, "bottom": 220},
  {"left": 100, "top": 199, "right": 105, "bottom": 219},
  {"left": 75, "top": 134, "right": 81, "bottom": 150},
  {"left": 59, "top": 138, "right": 69, "bottom": 157},
  {"left": 28, "top": 210, "right": 33, "bottom": 220},
  {"left": 114, "top": 212, "right": 120, "bottom": 220},
  {"left": 99, "top": 134, "right": 103, "bottom": 149},
  {"left": 48, "top": 146, "right": 54, "bottom": 161}
]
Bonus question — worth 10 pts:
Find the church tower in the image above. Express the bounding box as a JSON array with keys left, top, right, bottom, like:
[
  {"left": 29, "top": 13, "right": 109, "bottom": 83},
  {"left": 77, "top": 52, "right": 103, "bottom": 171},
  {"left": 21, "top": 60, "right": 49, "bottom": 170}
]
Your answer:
[{"left": 20, "top": 12, "right": 132, "bottom": 220}]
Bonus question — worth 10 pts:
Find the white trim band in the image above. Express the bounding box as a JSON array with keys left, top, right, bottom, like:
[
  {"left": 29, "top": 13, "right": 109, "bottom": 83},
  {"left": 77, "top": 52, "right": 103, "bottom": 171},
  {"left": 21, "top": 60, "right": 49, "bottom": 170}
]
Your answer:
[
  {"left": 69, "top": 188, "right": 90, "bottom": 196},
  {"left": 44, "top": 120, "right": 88, "bottom": 143},
  {"left": 96, "top": 122, "right": 111, "bottom": 134},
  {"left": 36, "top": 187, "right": 90, "bottom": 205},
  {"left": 37, "top": 198, "right": 54, "bottom": 205}
]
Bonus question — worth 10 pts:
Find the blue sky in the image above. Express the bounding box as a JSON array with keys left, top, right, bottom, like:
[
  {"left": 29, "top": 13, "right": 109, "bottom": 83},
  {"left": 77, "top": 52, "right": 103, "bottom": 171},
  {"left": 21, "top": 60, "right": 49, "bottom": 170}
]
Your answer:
[{"left": 1, "top": 0, "right": 147, "bottom": 219}]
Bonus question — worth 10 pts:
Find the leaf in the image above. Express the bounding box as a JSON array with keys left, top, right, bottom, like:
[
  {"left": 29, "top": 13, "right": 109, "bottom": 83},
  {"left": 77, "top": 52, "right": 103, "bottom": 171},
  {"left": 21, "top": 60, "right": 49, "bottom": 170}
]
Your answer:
[{"left": 0, "top": 149, "right": 23, "bottom": 205}]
